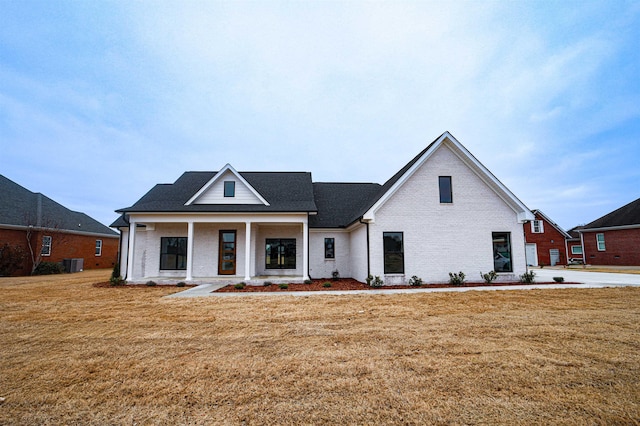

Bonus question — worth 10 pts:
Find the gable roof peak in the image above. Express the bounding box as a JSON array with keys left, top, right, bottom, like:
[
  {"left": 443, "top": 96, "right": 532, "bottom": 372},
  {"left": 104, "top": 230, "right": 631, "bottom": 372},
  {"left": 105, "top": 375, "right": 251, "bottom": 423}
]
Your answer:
[{"left": 184, "top": 163, "right": 270, "bottom": 206}]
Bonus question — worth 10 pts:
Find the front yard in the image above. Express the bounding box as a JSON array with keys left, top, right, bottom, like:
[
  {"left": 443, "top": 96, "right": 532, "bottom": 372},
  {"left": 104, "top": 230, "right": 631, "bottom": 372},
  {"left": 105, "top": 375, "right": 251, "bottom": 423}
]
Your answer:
[{"left": 1, "top": 270, "right": 639, "bottom": 424}]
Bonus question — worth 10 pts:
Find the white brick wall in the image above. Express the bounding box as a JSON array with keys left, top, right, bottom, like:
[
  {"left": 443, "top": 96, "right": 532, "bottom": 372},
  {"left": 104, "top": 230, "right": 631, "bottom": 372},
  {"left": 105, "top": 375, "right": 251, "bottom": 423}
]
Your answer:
[
  {"left": 368, "top": 144, "right": 527, "bottom": 283},
  {"left": 309, "top": 231, "right": 351, "bottom": 279}
]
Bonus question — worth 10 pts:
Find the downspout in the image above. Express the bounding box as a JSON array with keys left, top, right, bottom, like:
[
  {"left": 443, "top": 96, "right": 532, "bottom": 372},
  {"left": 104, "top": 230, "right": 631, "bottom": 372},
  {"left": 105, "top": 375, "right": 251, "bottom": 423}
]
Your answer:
[
  {"left": 359, "top": 218, "right": 370, "bottom": 278},
  {"left": 523, "top": 221, "right": 530, "bottom": 274}
]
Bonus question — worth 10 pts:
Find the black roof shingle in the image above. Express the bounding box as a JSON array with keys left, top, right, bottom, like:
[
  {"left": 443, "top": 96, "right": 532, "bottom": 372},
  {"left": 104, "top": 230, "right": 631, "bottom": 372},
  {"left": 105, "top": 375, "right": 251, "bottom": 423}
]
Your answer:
[{"left": 582, "top": 197, "right": 640, "bottom": 230}]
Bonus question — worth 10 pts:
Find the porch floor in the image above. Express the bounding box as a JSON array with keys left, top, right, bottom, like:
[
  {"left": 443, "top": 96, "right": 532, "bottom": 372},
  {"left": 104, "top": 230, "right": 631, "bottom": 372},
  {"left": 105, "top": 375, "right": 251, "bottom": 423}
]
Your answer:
[{"left": 128, "top": 276, "right": 307, "bottom": 286}]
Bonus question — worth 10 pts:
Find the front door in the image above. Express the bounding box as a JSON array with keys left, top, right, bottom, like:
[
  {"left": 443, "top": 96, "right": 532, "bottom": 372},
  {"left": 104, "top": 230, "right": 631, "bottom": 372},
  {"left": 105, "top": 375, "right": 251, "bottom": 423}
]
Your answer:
[{"left": 219, "top": 231, "right": 236, "bottom": 275}]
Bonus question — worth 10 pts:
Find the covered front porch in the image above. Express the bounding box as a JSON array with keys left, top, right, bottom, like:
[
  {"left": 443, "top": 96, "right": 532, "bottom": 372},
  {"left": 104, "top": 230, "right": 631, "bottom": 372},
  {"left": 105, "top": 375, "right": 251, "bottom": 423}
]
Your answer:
[{"left": 124, "top": 213, "right": 310, "bottom": 282}]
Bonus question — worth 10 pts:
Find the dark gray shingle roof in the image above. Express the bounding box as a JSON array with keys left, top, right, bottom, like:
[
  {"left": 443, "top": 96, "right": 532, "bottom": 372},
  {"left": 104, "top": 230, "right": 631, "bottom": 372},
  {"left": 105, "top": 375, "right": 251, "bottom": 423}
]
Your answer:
[
  {"left": 309, "top": 183, "right": 383, "bottom": 228},
  {"left": 582, "top": 197, "right": 640, "bottom": 230},
  {"left": 0, "top": 174, "right": 118, "bottom": 236}
]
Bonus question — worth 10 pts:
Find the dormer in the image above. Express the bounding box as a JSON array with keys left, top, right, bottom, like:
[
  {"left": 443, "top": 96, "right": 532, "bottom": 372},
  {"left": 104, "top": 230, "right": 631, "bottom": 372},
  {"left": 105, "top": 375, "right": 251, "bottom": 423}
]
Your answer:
[{"left": 185, "top": 164, "right": 270, "bottom": 206}]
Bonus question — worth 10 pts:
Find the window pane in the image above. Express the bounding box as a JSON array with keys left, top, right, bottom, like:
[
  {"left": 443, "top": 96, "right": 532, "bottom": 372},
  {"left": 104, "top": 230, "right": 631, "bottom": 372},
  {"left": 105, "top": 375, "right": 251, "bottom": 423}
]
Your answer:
[
  {"left": 160, "top": 237, "right": 188, "bottom": 270},
  {"left": 265, "top": 238, "right": 296, "bottom": 269},
  {"left": 324, "top": 238, "right": 335, "bottom": 259},
  {"left": 571, "top": 246, "right": 583, "bottom": 255},
  {"left": 439, "top": 176, "right": 452, "bottom": 203},
  {"left": 596, "top": 233, "right": 605, "bottom": 251},
  {"left": 492, "top": 232, "right": 512, "bottom": 272},
  {"left": 95, "top": 240, "right": 102, "bottom": 256},
  {"left": 383, "top": 232, "right": 404, "bottom": 274},
  {"left": 224, "top": 181, "right": 235, "bottom": 197}
]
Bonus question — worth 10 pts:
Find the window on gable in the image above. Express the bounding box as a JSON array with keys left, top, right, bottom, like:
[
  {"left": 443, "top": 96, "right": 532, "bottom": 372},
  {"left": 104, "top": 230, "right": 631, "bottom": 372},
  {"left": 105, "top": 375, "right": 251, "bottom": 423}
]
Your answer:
[
  {"left": 439, "top": 176, "right": 452, "bottom": 203},
  {"left": 41, "top": 235, "right": 52, "bottom": 256},
  {"left": 383, "top": 232, "right": 404, "bottom": 274},
  {"left": 596, "top": 233, "right": 606, "bottom": 251},
  {"left": 224, "top": 181, "right": 235, "bottom": 197},
  {"left": 95, "top": 240, "right": 102, "bottom": 256},
  {"left": 531, "top": 220, "right": 544, "bottom": 233},
  {"left": 492, "top": 232, "right": 513, "bottom": 272},
  {"left": 160, "top": 237, "right": 188, "bottom": 270},
  {"left": 324, "top": 238, "right": 335, "bottom": 259}
]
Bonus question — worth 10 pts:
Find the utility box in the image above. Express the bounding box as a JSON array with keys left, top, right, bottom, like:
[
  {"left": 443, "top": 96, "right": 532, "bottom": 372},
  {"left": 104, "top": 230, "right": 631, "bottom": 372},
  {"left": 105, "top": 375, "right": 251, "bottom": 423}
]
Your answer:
[{"left": 62, "top": 258, "right": 84, "bottom": 273}]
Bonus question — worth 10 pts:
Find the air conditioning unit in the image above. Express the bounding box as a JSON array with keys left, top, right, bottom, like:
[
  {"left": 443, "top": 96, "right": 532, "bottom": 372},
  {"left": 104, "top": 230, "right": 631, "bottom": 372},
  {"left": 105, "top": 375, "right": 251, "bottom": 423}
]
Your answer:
[{"left": 63, "top": 258, "right": 84, "bottom": 273}]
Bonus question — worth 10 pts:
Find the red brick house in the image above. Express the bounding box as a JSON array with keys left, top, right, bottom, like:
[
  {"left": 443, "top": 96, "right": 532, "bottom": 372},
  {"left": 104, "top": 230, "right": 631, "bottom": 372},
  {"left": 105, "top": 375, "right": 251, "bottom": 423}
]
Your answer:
[
  {"left": 0, "top": 174, "right": 119, "bottom": 276},
  {"left": 579, "top": 197, "right": 640, "bottom": 266},
  {"left": 524, "top": 209, "right": 571, "bottom": 267}
]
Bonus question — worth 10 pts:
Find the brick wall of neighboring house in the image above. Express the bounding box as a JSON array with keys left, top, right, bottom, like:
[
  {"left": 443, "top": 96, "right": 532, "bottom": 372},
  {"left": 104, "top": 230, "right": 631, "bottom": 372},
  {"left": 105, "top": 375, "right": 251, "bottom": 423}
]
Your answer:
[
  {"left": 524, "top": 217, "right": 568, "bottom": 266},
  {"left": 0, "top": 228, "right": 118, "bottom": 275},
  {"left": 582, "top": 228, "right": 640, "bottom": 266}
]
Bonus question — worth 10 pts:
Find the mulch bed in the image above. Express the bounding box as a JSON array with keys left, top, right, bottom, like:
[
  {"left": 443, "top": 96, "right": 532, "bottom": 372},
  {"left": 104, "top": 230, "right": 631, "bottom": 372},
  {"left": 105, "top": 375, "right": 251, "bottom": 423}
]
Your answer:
[
  {"left": 93, "top": 282, "right": 197, "bottom": 288},
  {"left": 215, "top": 278, "right": 578, "bottom": 292}
]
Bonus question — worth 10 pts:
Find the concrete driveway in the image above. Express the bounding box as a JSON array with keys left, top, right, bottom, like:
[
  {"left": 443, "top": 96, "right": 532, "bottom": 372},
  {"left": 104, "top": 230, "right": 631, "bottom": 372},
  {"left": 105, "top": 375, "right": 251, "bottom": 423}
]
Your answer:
[{"left": 533, "top": 267, "right": 640, "bottom": 286}]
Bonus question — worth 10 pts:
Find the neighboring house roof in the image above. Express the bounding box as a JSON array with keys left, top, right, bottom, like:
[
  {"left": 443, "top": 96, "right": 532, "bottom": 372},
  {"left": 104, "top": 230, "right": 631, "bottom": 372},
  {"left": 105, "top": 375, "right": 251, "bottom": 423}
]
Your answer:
[
  {"left": 580, "top": 197, "right": 640, "bottom": 231},
  {"left": 566, "top": 226, "right": 583, "bottom": 240},
  {"left": 0, "top": 174, "right": 118, "bottom": 236},
  {"left": 117, "top": 171, "right": 318, "bottom": 214},
  {"left": 531, "top": 209, "right": 571, "bottom": 239}
]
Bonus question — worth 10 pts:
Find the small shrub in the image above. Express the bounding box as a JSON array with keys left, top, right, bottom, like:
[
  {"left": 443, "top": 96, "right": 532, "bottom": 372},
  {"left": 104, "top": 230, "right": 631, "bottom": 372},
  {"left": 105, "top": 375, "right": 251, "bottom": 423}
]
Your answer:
[
  {"left": 234, "top": 283, "right": 246, "bottom": 290},
  {"left": 264, "top": 281, "right": 273, "bottom": 286},
  {"left": 553, "top": 276, "right": 565, "bottom": 283},
  {"left": 370, "top": 276, "right": 384, "bottom": 288},
  {"left": 278, "top": 283, "right": 289, "bottom": 289},
  {"left": 480, "top": 270, "right": 498, "bottom": 284},
  {"left": 323, "top": 281, "right": 332, "bottom": 288},
  {"left": 33, "top": 262, "right": 65, "bottom": 275},
  {"left": 520, "top": 271, "right": 536, "bottom": 283},
  {"left": 448, "top": 271, "right": 466, "bottom": 286},
  {"left": 332, "top": 270, "right": 340, "bottom": 281},
  {"left": 111, "top": 262, "right": 120, "bottom": 280},
  {"left": 110, "top": 276, "right": 125, "bottom": 286},
  {"left": 303, "top": 279, "right": 312, "bottom": 284},
  {"left": 176, "top": 281, "right": 186, "bottom": 287},
  {"left": 408, "top": 275, "right": 423, "bottom": 287},
  {"left": 145, "top": 280, "right": 157, "bottom": 286},
  {"left": 366, "top": 275, "right": 373, "bottom": 286}
]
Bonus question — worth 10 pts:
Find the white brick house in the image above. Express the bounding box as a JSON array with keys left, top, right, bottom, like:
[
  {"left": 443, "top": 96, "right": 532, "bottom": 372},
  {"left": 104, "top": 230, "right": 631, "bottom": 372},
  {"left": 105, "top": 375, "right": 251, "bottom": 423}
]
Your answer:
[{"left": 113, "top": 132, "right": 534, "bottom": 284}]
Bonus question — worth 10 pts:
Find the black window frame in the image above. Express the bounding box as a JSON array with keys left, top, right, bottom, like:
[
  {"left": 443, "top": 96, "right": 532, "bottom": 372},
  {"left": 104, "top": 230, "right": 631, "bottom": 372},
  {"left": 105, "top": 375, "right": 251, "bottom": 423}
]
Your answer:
[
  {"left": 383, "top": 232, "right": 404, "bottom": 274},
  {"left": 265, "top": 238, "right": 296, "bottom": 270},
  {"left": 324, "top": 237, "right": 335, "bottom": 259},
  {"left": 439, "top": 176, "right": 453, "bottom": 203},
  {"left": 160, "top": 237, "right": 188, "bottom": 270},
  {"left": 492, "top": 232, "right": 513, "bottom": 273},
  {"left": 224, "top": 181, "right": 235, "bottom": 198}
]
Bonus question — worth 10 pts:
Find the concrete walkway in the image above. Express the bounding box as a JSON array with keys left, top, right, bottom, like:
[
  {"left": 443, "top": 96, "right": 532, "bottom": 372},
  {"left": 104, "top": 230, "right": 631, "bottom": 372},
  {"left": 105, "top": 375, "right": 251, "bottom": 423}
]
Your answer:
[{"left": 166, "top": 268, "right": 640, "bottom": 298}]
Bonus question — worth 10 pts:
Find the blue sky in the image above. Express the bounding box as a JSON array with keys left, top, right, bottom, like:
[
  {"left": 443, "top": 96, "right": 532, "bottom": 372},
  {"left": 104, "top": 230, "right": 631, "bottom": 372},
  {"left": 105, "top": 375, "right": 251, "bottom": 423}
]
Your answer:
[{"left": 1, "top": 1, "right": 639, "bottom": 230}]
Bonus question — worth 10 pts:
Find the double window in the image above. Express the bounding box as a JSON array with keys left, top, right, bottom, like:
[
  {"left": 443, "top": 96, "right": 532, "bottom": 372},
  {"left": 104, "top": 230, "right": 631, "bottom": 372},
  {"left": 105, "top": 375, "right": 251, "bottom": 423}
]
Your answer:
[
  {"left": 160, "top": 237, "right": 188, "bottom": 270},
  {"left": 95, "top": 240, "right": 102, "bottom": 256},
  {"left": 266, "top": 239, "right": 296, "bottom": 269},
  {"left": 492, "top": 232, "right": 513, "bottom": 272},
  {"left": 324, "top": 238, "right": 335, "bottom": 259},
  {"left": 596, "top": 233, "right": 606, "bottom": 251},
  {"left": 531, "top": 220, "right": 544, "bottom": 233},
  {"left": 383, "top": 232, "right": 404, "bottom": 274}
]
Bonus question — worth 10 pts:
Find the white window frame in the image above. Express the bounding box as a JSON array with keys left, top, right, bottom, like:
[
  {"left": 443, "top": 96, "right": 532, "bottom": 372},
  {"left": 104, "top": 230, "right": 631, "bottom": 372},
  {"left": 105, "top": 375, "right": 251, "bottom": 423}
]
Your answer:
[
  {"left": 95, "top": 239, "right": 103, "bottom": 256},
  {"left": 571, "top": 245, "right": 583, "bottom": 255},
  {"left": 596, "top": 233, "right": 606, "bottom": 251},
  {"left": 531, "top": 220, "right": 544, "bottom": 233},
  {"left": 41, "top": 235, "right": 52, "bottom": 256}
]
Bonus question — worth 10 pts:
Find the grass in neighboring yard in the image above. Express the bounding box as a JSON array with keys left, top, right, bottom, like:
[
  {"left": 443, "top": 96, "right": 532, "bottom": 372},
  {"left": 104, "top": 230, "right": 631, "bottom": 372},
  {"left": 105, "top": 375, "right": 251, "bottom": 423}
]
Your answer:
[{"left": 1, "top": 270, "right": 639, "bottom": 424}]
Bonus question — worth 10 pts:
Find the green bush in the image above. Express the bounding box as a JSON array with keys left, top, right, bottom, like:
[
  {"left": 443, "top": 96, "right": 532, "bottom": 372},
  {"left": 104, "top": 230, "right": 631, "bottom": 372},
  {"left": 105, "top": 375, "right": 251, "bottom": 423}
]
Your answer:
[
  {"left": 448, "top": 271, "right": 466, "bottom": 286},
  {"left": 323, "top": 281, "right": 332, "bottom": 288},
  {"left": 234, "top": 283, "right": 245, "bottom": 290},
  {"left": 279, "top": 283, "right": 289, "bottom": 289},
  {"left": 480, "top": 270, "right": 498, "bottom": 284},
  {"left": 110, "top": 276, "right": 125, "bottom": 286},
  {"left": 176, "top": 281, "right": 186, "bottom": 287},
  {"left": 264, "top": 281, "right": 273, "bottom": 286},
  {"left": 553, "top": 276, "right": 564, "bottom": 283},
  {"left": 370, "top": 276, "right": 384, "bottom": 288},
  {"left": 33, "top": 262, "right": 65, "bottom": 275},
  {"left": 408, "top": 275, "right": 423, "bottom": 286},
  {"left": 303, "top": 279, "right": 312, "bottom": 284},
  {"left": 520, "top": 271, "right": 536, "bottom": 283},
  {"left": 145, "top": 280, "right": 157, "bottom": 286}
]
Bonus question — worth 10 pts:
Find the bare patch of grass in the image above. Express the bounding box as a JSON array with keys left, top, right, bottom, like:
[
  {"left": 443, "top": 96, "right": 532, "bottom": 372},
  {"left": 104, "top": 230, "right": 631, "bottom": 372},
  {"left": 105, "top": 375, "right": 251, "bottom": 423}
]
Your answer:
[{"left": 1, "top": 270, "right": 639, "bottom": 424}]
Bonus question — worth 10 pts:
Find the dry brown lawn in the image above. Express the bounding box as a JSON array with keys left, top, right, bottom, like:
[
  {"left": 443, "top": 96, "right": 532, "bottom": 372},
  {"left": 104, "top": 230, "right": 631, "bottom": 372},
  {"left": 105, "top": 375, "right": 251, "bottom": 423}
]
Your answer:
[{"left": 1, "top": 270, "right": 639, "bottom": 425}]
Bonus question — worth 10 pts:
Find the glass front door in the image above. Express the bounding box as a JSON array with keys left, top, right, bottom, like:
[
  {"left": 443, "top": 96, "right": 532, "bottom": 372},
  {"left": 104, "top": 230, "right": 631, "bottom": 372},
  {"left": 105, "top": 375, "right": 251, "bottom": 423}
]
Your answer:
[{"left": 219, "top": 231, "right": 236, "bottom": 275}]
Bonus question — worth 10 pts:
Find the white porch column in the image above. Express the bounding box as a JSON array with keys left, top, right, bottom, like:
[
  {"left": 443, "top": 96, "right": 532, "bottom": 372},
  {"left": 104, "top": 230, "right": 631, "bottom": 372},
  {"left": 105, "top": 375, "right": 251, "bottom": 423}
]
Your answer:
[
  {"left": 126, "top": 219, "right": 136, "bottom": 280},
  {"left": 302, "top": 219, "right": 309, "bottom": 281},
  {"left": 244, "top": 221, "right": 252, "bottom": 281},
  {"left": 186, "top": 221, "right": 194, "bottom": 281}
]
